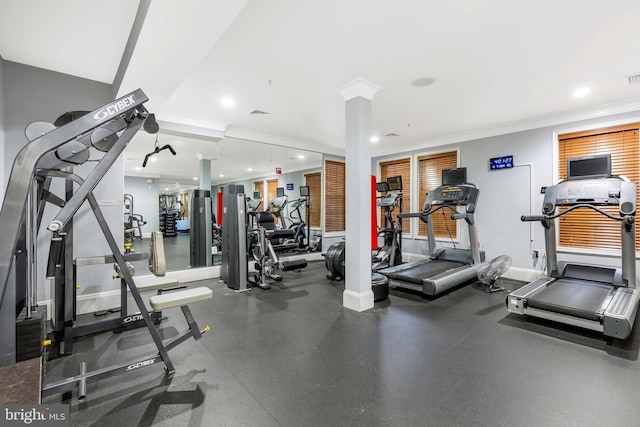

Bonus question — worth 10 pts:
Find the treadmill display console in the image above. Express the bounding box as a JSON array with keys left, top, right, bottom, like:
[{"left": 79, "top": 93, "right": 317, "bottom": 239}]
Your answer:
[
  {"left": 378, "top": 193, "right": 401, "bottom": 207},
  {"left": 431, "top": 185, "right": 472, "bottom": 204},
  {"left": 551, "top": 178, "right": 622, "bottom": 206}
]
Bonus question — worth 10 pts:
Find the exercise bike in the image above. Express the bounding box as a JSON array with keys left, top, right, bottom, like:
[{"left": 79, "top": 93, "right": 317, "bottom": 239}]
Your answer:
[
  {"left": 248, "top": 224, "right": 308, "bottom": 289},
  {"left": 372, "top": 182, "right": 403, "bottom": 271}
]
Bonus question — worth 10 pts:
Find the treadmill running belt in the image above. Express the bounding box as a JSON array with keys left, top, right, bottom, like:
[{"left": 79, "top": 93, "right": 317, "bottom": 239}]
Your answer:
[
  {"left": 387, "top": 260, "right": 463, "bottom": 285},
  {"left": 527, "top": 279, "right": 612, "bottom": 321}
]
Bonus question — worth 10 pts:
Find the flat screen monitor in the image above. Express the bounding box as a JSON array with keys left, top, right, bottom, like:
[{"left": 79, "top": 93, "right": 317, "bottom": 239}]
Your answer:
[
  {"left": 253, "top": 191, "right": 260, "bottom": 199},
  {"left": 276, "top": 187, "right": 285, "bottom": 197},
  {"left": 442, "top": 168, "right": 467, "bottom": 185},
  {"left": 300, "top": 185, "right": 310, "bottom": 197},
  {"left": 566, "top": 154, "right": 611, "bottom": 179},
  {"left": 387, "top": 176, "right": 403, "bottom": 191},
  {"left": 376, "top": 182, "right": 389, "bottom": 193}
]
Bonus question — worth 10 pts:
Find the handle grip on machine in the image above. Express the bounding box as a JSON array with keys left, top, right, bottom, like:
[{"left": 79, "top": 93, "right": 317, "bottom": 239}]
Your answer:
[
  {"left": 397, "top": 212, "right": 424, "bottom": 219},
  {"left": 521, "top": 215, "right": 546, "bottom": 222}
]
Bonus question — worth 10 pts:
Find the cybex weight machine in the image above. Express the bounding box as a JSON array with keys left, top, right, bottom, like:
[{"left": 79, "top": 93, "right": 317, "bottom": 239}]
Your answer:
[{"left": 0, "top": 90, "right": 212, "bottom": 400}]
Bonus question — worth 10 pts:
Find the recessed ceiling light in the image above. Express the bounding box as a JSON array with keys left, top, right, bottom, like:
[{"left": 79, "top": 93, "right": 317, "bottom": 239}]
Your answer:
[
  {"left": 135, "top": 167, "right": 141, "bottom": 171},
  {"left": 411, "top": 77, "right": 435, "bottom": 87},
  {"left": 220, "top": 97, "right": 235, "bottom": 108},
  {"left": 193, "top": 177, "right": 198, "bottom": 180},
  {"left": 572, "top": 87, "right": 591, "bottom": 98},
  {"left": 150, "top": 157, "right": 157, "bottom": 162},
  {"left": 175, "top": 183, "right": 180, "bottom": 187},
  {"left": 247, "top": 167, "right": 253, "bottom": 171},
  {"left": 370, "top": 136, "right": 380, "bottom": 143},
  {"left": 297, "top": 154, "right": 305, "bottom": 159},
  {"left": 219, "top": 174, "right": 225, "bottom": 177},
  {"left": 164, "top": 187, "right": 169, "bottom": 191}
]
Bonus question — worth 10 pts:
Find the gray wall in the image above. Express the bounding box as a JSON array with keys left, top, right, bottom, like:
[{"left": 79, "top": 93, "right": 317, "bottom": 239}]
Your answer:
[
  {"left": 373, "top": 110, "right": 640, "bottom": 272},
  {"left": 124, "top": 176, "right": 160, "bottom": 236},
  {"left": 2, "top": 61, "right": 122, "bottom": 306}
]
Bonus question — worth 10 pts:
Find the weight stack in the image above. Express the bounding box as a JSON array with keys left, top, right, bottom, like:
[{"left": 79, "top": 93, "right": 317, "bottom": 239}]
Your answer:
[{"left": 16, "top": 305, "right": 47, "bottom": 362}]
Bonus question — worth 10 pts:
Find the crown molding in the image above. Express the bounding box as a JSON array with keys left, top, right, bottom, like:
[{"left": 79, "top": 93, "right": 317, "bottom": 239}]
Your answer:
[
  {"left": 337, "top": 77, "right": 382, "bottom": 101},
  {"left": 224, "top": 127, "right": 344, "bottom": 156},
  {"left": 372, "top": 97, "right": 640, "bottom": 157},
  {"left": 157, "top": 120, "right": 227, "bottom": 140}
]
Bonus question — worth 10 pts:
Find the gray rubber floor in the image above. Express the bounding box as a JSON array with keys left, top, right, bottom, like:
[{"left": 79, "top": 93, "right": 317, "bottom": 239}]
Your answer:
[{"left": 43, "top": 262, "right": 640, "bottom": 426}]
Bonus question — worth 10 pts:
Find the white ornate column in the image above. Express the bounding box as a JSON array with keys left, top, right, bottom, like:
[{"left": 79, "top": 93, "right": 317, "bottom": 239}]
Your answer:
[{"left": 338, "top": 77, "right": 381, "bottom": 311}]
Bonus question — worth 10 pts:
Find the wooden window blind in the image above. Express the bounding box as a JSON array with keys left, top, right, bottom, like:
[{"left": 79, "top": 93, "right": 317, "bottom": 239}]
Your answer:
[
  {"left": 558, "top": 123, "right": 640, "bottom": 251},
  {"left": 380, "top": 158, "right": 411, "bottom": 234},
  {"left": 325, "top": 160, "right": 345, "bottom": 232},
  {"left": 253, "top": 181, "right": 264, "bottom": 211},
  {"left": 267, "top": 179, "right": 280, "bottom": 225},
  {"left": 304, "top": 172, "right": 321, "bottom": 227},
  {"left": 417, "top": 151, "right": 458, "bottom": 238}
]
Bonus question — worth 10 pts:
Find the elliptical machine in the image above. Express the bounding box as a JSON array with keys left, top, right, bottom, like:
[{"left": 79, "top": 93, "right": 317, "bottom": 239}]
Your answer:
[
  {"left": 372, "top": 181, "right": 403, "bottom": 271},
  {"left": 325, "top": 175, "right": 403, "bottom": 281},
  {"left": 248, "top": 221, "right": 308, "bottom": 289}
]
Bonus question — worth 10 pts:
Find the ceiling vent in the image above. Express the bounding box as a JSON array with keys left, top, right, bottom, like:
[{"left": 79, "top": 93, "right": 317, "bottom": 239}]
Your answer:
[
  {"left": 247, "top": 109, "right": 270, "bottom": 115},
  {"left": 384, "top": 133, "right": 399, "bottom": 137},
  {"left": 626, "top": 74, "right": 640, "bottom": 85}
]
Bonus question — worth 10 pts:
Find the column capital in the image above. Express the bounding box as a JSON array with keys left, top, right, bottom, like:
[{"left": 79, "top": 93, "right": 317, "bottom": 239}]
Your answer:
[{"left": 338, "top": 77, "right": 382, "bottom": 101}]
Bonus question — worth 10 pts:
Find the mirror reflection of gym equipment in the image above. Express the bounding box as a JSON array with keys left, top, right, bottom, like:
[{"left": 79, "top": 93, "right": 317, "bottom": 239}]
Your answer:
[{"left": 222, "top": 184, "right": 308, "bottom": 291}]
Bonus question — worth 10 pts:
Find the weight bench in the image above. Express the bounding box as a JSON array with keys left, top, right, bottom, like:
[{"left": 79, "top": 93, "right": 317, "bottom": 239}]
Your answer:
[{"left": 149, "top": 287, "right": 213, "bottom": 352}]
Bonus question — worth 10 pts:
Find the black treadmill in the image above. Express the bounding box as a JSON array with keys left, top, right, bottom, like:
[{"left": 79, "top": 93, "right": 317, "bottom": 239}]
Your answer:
[
  {"left": 507, "top": 154, "right": 640, "bottom": 339},
  {"left": 378, "top": 168, "right": 484, "bottom": 296}
]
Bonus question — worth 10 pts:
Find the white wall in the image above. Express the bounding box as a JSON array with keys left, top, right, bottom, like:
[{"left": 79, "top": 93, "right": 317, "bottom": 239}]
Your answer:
[{"left": 124, "top": 176, "right": 160, "bottom": 236}]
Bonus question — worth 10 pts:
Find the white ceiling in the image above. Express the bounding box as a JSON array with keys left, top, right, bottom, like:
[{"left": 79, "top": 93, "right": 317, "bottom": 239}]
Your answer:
[{"left": 2, "top": 0, "right": 640, "bottom": 189}]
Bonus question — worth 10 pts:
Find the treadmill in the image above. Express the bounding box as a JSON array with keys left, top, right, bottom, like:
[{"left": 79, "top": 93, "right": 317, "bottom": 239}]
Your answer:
[
  {"left": 378, "top": 167, "right": 484, "bottom": 296},
  {"left": 507, "top": 154, "right": 640, "bottom": 339}
]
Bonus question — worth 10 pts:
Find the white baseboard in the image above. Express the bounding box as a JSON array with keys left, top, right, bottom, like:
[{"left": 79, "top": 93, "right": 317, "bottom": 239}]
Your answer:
[
  {"left": 343, "top": 289, "right": 374, "bottom": 312},
  {"left": 503, "top": 266, "right": 541, "bottom": 282}
]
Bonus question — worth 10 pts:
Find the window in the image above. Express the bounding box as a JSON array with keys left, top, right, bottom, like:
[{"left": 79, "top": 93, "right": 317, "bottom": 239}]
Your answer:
[
  {"left": 417, "top": 151, "right": 458, "bottom": 239},
  {"left": 380, "top": 158, "right": 411, "bottom": 234},
  {"left": 267, "top": 178, "right": 280, "bottom": 224},
  {"left": 558, "top": 123, "right": 640, "bottom": 251},
  {"left": 324, "top": 160, "right": 345, "bottom": 233},
  {"left": 253, "top": 180, "right": 264, "bottom": 211},
  {"left": 304, "top": 172, "right": 321, "bottom": 228}
]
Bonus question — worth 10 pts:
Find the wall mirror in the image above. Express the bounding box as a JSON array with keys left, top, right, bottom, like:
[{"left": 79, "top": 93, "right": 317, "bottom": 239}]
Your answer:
[{"left": 124, "top": 132, "right": 322, "bottom": 275}]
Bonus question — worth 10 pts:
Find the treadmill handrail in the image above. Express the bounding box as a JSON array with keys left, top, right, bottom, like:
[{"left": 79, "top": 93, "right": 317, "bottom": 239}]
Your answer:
[
  {"left": 522, "top": 203, "right": 628, "bottom": 222},
  {"left": 398, "top": 204, "right": 458, "bottom": 220}
]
